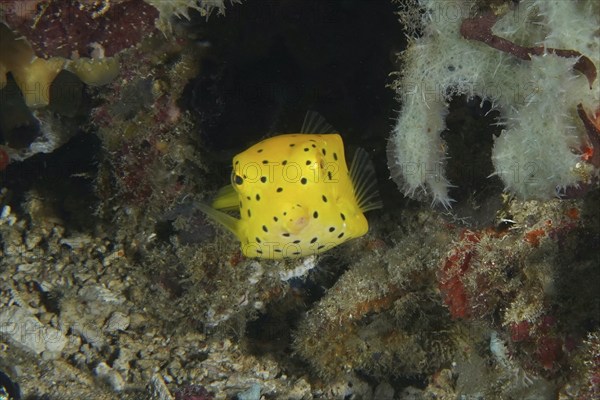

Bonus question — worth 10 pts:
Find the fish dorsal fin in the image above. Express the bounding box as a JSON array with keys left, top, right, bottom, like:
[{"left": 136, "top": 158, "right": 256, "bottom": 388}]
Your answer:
[
  {"left": 212, "top": 184, "right": 239, "bottom": 210},
  {"left": 301, "top": 111, "right": 335, "bottom": 134},
  {"left": 349, "top": 148, "right": 383, "bottom": 212}
]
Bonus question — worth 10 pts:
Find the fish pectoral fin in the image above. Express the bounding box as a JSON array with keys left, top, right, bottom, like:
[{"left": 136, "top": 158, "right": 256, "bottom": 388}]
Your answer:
[
  {"left": 349, "top": 147, "right": 383, "bottom": 212},
  {"left": 212, "top": 185, "right": 239, "bottom": 210},
  {"left": 196, "top": 202, "right": 241, "bottom": 238},
  {"left": 301, "top": 111, "right": 336, "bottom": 134}
]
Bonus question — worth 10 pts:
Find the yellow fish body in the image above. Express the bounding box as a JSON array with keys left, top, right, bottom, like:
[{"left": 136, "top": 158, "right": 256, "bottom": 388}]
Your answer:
[{"left": 198, "top": 113, "right": 381, "bottom": 259}]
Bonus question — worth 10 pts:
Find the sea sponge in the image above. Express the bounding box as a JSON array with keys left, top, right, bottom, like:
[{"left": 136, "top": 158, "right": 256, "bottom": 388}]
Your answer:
[
  {"left": 0, "top": 23, "right": 120, "bottom": 108},
  {"left": 11, "top": 58, "right": 66, "bottom": 109},
  {"left": 0, "top": 23, "right": 65, "bottom": 108},
  {"left": 387, "top": 0, "right": 600, "bottom": 206},
  {"left": 65, "top": 57, "right": 120, "bottom": 87}
]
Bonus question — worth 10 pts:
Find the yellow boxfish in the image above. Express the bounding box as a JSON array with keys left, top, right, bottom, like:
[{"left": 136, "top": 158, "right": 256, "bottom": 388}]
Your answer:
[{"left": 197, "top": 112, "right": 382, "bottom": 259}]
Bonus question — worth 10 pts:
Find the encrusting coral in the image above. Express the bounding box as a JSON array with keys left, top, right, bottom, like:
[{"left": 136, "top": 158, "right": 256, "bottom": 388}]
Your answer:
[
  {"left": 387, "top": 0, "right": 600, "bottom": 207},
  {"left": 0, "top": 0, "right": 159, "bottom": 107},
  {"left": 0, "top": 0, "right": 239, "bottom": 167},
  {"left": 0, "top": 0, "right": 240, "bottom": 108},
  {"left": 292, "top": 191, "right": 599, "bottom": 396}
]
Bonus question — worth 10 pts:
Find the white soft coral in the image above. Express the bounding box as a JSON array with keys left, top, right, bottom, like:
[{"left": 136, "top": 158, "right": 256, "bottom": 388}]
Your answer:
[
  {"left": 145, "top": 0, "right": 241, "bottom": 33},
  {"left": 388, "top": 0, "right": 600, "bottom": 206}
]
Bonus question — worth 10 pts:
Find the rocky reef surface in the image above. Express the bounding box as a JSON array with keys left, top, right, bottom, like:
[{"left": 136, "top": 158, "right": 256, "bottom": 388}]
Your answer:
[{"left": 1, "top": 1, "right": 599, "bottom": 399}]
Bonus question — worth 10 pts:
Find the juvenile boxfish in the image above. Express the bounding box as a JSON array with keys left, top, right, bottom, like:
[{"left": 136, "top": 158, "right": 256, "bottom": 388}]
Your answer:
[{"left": 197, "top": 112, "right": 382, "bottom": 259}]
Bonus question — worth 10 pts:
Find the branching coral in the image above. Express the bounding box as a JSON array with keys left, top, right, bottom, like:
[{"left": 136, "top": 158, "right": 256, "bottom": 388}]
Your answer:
[
  {"left": 293, "top": 212, "right": 455, "bottom": 380},
  {"left": 387, "top": 0, "right": 600, "bottom": 206}
]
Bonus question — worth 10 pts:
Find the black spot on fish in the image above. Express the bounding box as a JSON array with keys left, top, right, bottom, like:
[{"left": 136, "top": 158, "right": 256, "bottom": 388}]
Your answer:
[
  {"left": 276, "top": 187, "right": 283, "bottom": 192},
  {"left": 310, "top": 237, "right": 318, "bottom": 244},
  {"left": 293, "top": 239, "right": 301, "bottom": 244},
  {"left": 304, "top": 147, "right": 309, "bottom": 152},
  {"left": 255, "top": 237, "right": 261, "bottom": 243},
  {"left": 282, "top": 160, "right": 288, "bottom": 165},
  {"left": 273, "top": 216, "right": 278, "bottom": 222},
  {"left": 293, "top": 251, "right": 301, "bottom": 255},
  {"left": 257, "top": 149, "right": 263, "bottom": 153},
  {"left": 301, "top": 177, "right": 307, "bottom": 185},
  {"left": 306, "top": 160, "right": 311, "bottom": 165},
  {"left": 282, "top": 232, "right": 290, "bottom": 237},
  {"left": 328, "top": 171, "right": 332, "bottom": 180},
  {"left": 340, "top": 213, "right": 346, "bottom": 221},
  {"left": 234, "top": 175, "right": 243, "bottom": 185},
  {"left": 318, "top": 245, "right": 325, "bottom": 250},
  {"left": 338, "top": 232, "right": 344, "bottom": 238},
  {"left": 256, "top": 194, "right": 261, "bottom": 201},
  {"left": 322, "top": 148, "right": 326, "bottom": 156},
  {"left": 329, "top": 226, "right": 335, "bottom": 232},
  {"left": 262, "top": 160, "right": 268, "bottom": 164},
  {"left": 247, "top": 209, "right": 251, "bottom": 218},
  {"left": 256, "top": 249, "right": 263, "bottom": 254},
  {"left": 290, "top": 143, "right": 296, "bottom": 147},
  {"left": 262, "top": 225, "right": 268, "bottom": 232},
  {"left": 333, "top": 152, "right": 338, "bottom": 161},
  {"left": 322, "top": 195, "right": 328, "bottom": 203},
  {"left": 246, "top": 196, "right": 251, "bottom": 200},
  {"left": 313, "top": 211, "right": 319, "bottom": 218},
  {"left": 311, "top": 144, "right": 316, "bottom": 148},
  {"left": 260, "top": 176, "right": 267, "bottom": 183},
  {"left": 274, "top": 249, "right": 282, "bottom": 253}
]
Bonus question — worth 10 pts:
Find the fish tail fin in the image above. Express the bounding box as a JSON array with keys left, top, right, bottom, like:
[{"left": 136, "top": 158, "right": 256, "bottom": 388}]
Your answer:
[
  {"left": 349, "top": 148, "right": 383, "bottom": 212},
  {"left": 196, "top": 202, "right": 242, "bottom": 239}
]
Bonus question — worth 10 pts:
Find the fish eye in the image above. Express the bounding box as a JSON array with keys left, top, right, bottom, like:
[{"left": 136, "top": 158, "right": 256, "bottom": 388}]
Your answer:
[{"left": 233, "top": 173, "right": 244, "bottom": 185}]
